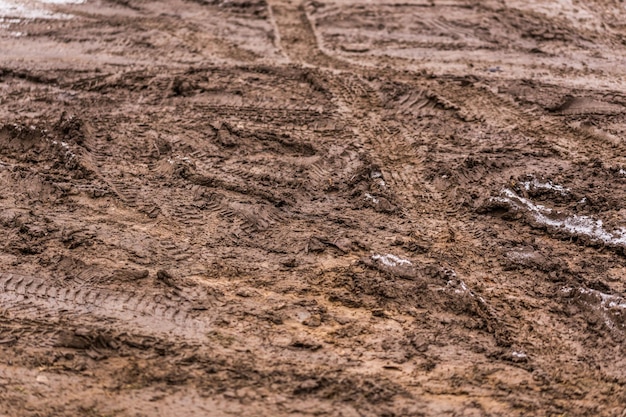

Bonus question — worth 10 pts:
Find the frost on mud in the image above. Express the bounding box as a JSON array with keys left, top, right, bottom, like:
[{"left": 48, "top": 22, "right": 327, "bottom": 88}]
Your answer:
[
  {"left": 371, "top": 253, "right": 412, "bottom": 268},
  {"left": 0, "top": 0, "right": 83, "bottom": 21},
  {"left": 368, "top": 253, "right": 418, "bottom": 279},
  {"left": 490, "top": 188, "right": 626, "bottom": 248},
  {"left": 563, "top": 286, "right": 626, "bottom": 332},
  {"left": 519, "top": 178, "right": 569, "bottom": 195}
]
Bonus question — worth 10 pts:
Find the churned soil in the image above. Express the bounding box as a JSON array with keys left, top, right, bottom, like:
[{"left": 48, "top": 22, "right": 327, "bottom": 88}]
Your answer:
[{"left": 1, "top": 0, "right": 626, "bottom": 415}]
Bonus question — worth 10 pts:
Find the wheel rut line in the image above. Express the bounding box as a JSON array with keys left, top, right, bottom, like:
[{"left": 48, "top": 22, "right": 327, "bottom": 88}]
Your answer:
[
  {"left": 266, "top": 0, "right": 286, "bottom": 61},
  {"left": 267, "top": 0, "right": 350, "bottom": 70},
  {"left": 0, "top": 272, "right": 211, "bottom": 339}
]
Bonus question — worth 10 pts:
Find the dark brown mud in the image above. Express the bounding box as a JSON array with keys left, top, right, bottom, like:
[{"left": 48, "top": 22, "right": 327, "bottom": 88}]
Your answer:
[{"left": 1, "top": 0, "right": 626, "bottom": 415}]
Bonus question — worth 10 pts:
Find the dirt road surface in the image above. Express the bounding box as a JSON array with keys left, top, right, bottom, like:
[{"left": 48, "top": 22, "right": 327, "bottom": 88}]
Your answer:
[{"left": 1, "top": 0, "right": 626, "bottom": 415}]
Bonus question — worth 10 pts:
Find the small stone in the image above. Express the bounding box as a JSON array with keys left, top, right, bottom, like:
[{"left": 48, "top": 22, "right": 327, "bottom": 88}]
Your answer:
[
  {"left": 303, "top": 314, "right": 321, "bottom": 327},
  {"left": 307, "top": 237, "right": 326, "bottom": 253},
  {"left": 36, "top": 374, "right": 49, "bottom": 384},
  {"left": 281, "top": 258, "right": 298, "bottom": 268}
]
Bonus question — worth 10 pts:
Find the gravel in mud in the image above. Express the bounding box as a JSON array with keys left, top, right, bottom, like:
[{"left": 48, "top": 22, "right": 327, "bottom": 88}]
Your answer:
[{"left": 1, "top": 0, "right": 626, "bottom": 416}]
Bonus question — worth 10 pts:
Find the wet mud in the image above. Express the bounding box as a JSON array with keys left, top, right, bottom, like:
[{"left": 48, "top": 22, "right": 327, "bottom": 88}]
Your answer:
[{"left": 1, "top": 0, "right": 626, "bottom": 415}]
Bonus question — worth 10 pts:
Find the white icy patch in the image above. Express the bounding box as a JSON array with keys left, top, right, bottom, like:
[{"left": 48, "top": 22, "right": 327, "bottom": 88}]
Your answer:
[
  {"left": 443, "top": 270, "right": 489, "bottom": 306},
  {"left": 512, "top": 351, "right": 527, "bottom": 359},
  {"left": 493, "top": 188, "right": 626, "bottom": 247},
  {"left": 167, "top": 155, "right": 192, "bottom": 165},
  {"left": 619, "top": 169, "right": 626, "bottom": 176},
  {"left": 520, "top": 178, "right": 569, "bottom": 195},
  {"left": 369, "top": 170, "right": 387, "bottom": 189},
  {"left": 364, "top": 193, "right": 379, "bottom": 204},
  {"left": 563, "top": 286, "right": 626, "bottom": 330},
  {"left": 0, "top": 0, "right": 83, "bottom": 21},
  {"left": 50, "top": 140, "right": 77, "bottom": 162},
  {"left": 449, "top": 278, "right": 487, "bottom": 303},
  {"left": 454, "top": 279, "right": 471, "bottom": 295},
  {"left": 577, "top": 287, "right": 626, "bottom": 310},
  {"left": 507, "top": 250, "right": 534, "bottom": 260},
  {"left": 371, "top": 253, "right": 412, "bottom": 268}
]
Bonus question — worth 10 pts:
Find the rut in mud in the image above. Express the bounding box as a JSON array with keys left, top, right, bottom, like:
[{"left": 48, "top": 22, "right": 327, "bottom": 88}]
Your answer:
[{"left": 1, "top": 0, "right": 626, "bottom": 416}]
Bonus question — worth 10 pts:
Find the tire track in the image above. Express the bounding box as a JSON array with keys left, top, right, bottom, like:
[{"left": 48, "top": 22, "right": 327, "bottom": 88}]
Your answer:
[
  {"left": 0, "top": 273, "right": 211, "bottom": 340},
  {"left": 268, "top": 0, "right": 349, "bottom": 69},
  {"left": 271, "top": 0, "right": 623, "bottom": 169},
  {"left": 264, "top": 2, "right": 453, "bottom": 216}
]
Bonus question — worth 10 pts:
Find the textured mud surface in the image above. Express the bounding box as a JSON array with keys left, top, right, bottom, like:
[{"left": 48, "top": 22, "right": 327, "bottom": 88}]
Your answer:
[{"left": 1, "top": 0, "right": 626, "bottom": 415}]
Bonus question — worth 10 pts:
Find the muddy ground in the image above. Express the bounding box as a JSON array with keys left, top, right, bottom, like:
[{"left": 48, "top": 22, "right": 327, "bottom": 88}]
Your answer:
[{"left": 1, "top": 0, "right": 626, "bottom": 415}]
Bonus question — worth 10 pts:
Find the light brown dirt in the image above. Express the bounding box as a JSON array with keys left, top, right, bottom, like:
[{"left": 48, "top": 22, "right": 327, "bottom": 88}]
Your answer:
[{"left": 1, "top": 0, "right": 626, "bottom": 415}]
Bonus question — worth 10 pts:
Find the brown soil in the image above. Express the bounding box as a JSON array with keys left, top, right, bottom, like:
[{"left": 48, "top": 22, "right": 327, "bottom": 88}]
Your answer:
[{"left": 1, "top": 0, "right": 626, "bottom": 415}]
